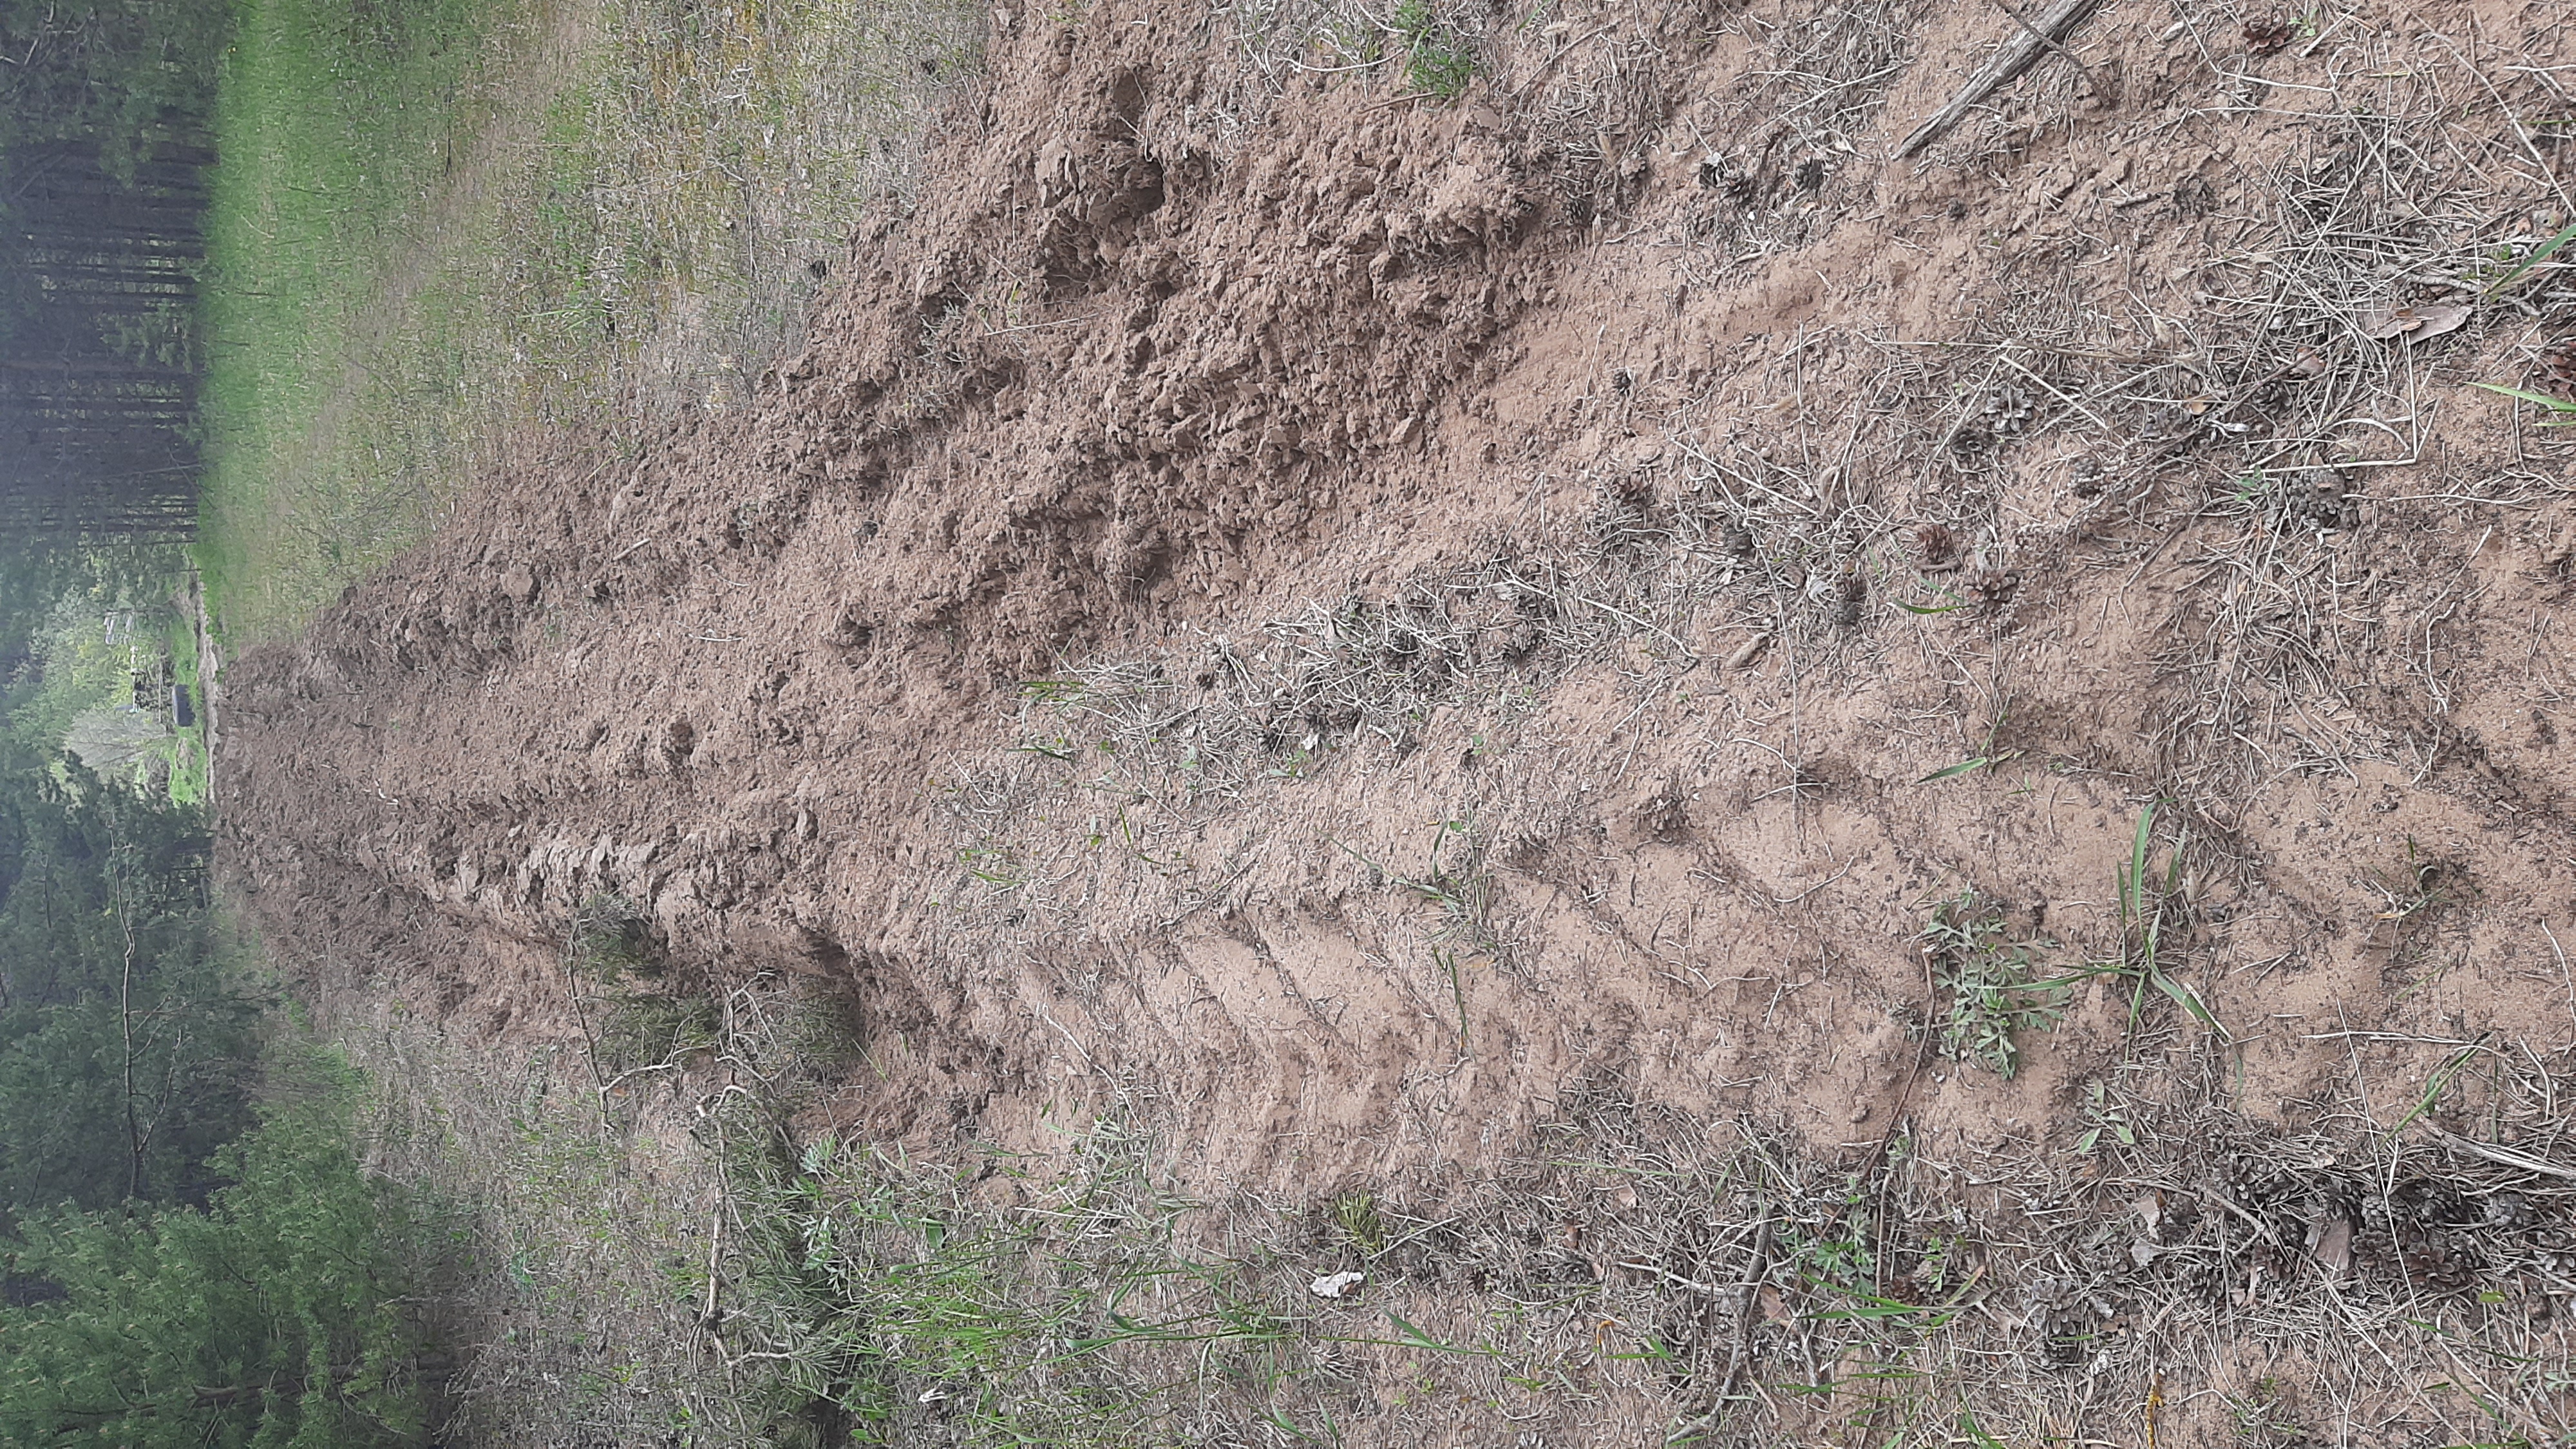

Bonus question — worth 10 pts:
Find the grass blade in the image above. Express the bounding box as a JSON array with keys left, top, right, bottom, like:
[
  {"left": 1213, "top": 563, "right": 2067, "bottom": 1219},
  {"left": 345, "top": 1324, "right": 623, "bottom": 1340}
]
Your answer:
[
  {"left": 1383, "top": 1311, "right": 1488, "bottom": 1356},
  {"left": 2389, "top": 1034, "right": 2492, "bottom": 1135},
  {"left": 2469, "top": 381, "right": 2576, "bottom": 423},
  {"left": 2123, "top": 801, "right": 2157, "bottom": 923},
  {"left": 2150, "top": 970, "right": 2225, "bottom": 1041},
  {"left": 2479, "top": 218, "right": 2576, "bottom": 299}
]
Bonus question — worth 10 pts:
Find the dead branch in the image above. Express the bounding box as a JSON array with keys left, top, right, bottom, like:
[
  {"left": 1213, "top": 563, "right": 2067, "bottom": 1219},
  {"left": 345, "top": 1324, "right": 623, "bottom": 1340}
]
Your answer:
[{"left": 1893, "top": 0, "right": 2102, "bottom": 158}]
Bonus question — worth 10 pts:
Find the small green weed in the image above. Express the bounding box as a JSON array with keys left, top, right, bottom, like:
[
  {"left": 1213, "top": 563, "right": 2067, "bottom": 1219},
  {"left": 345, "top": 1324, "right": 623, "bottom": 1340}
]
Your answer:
[
  {"left": 2104, "top": 802, "right": 2223, "bottom": 1037},
  {"left": 2071, "top": 1080, "right": 2135, "bottom": 1155},
  {"left": 2468, "top": 222, "right": 2576, "bottom": 424},
  {"left": 1406, "top": 820, "right": 1492, "bottom": 937},
  {"left": 2474, "top": 218, "right": 2576, "bottom": 300},
  {"left": 2389, "top": 1032, "right": 2492, "bottom": 1136},
  {"left": 570, "top": 891, "right": 658, "bottom": 981},
  {"left": 1959, "top": 1407, "right": 2009, "bottom": 1449},
  {"left": 1918, "top": 752, "right": 2010, "bottom": 782},
  {"left": 1918, "top": 705, "right": 2018, "bottom": 783},
  {"left": 1390, "top": 0, "right": 1475, "bottom": 98},
  {"left": 1340, "top": 819, "right": 1502, "bottom": 958},
  {"left": 1432, "top": 946, "right": 1470, "bottom": 1056},
  {"left": 1332, "top": 1191, "right": 1387, "bottom": 1256},
  {"left": 1918, "top": 892, "right": 2060, "bottom": 1078},
  {"left": 2032, "top": 803, "right": 2227, "bottom": 1043},
  {"left": 2368, "top": 840, "right": 2467, "bottom": 934},
  {"left": 2228, "top": 1375, "right": 2309, "bottom": 1446},
  {"left": 1784, "top": 1184, "right": 1877, "bottom": 1296}
]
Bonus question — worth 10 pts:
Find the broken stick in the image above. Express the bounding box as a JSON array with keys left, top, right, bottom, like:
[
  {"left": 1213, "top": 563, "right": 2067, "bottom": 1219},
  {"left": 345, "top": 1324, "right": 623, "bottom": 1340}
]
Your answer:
[{"left": 1893, "top": 0, "right": 2103, "bottom": 159}]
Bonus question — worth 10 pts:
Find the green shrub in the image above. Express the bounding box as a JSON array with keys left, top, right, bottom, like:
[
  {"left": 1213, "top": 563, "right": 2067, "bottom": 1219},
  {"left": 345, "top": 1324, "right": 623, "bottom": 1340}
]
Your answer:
[{"left": 0, "top": 1062, "right": 428, "bottom": 1447}]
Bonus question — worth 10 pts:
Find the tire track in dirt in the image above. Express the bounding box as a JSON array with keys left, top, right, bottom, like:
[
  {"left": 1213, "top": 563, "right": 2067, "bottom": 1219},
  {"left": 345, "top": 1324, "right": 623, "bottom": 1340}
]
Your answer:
[{"left": 220, "top": 0, "right": 2576, "bottom": 1208}]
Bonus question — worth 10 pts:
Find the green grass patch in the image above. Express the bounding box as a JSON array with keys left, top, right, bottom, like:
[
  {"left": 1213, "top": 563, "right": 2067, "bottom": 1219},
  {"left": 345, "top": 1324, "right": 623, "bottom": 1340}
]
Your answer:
[
  {"left": 196, "top": 0, "right": 981, "bottom": 643},
  {"left": 196, "top": 0, "right": 549, "bottom": 641},
  {"left": 1391, "top": 0, "right": 1476, "bottom": 99}
]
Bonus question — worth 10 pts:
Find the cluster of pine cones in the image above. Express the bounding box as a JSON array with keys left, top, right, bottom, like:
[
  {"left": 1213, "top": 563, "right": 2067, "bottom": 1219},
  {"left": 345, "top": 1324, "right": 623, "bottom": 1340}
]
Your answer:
[{"left": 2539, "top": 337, "right": 2576, "bottom": 399}]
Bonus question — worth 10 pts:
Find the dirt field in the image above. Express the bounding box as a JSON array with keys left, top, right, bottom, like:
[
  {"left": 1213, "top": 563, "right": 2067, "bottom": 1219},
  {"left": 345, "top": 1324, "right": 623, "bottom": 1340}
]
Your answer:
[{"left": 219, "top": 0, "right": 2576, "bottom": 1441}]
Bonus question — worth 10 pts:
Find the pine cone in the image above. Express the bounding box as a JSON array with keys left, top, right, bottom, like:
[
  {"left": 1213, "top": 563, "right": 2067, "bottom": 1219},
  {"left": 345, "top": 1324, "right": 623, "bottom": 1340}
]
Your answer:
[{"left": 2539, "top": 337, "right": 2576, "bottom": 397}]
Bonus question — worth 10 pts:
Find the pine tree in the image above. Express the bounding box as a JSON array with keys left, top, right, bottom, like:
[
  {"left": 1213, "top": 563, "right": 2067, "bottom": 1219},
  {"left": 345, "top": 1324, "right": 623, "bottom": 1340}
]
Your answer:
[{"left": 0, "top": 1086, "right": 428, "bottom": 1448}]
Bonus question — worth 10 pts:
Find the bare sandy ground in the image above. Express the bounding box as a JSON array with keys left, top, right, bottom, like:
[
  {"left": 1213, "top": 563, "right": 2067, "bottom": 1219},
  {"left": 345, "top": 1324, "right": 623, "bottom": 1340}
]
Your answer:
[{"left": 219, "top": 0, "right": 2576, "bottom": 1439}]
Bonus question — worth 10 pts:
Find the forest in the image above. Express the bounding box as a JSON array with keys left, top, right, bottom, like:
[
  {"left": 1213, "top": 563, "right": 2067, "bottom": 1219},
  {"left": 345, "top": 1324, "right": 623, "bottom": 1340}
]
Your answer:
[
  {"left": 0, "top": 0, "right": 216, "bottom": 541},
  {"left": 0, "top": 3, "right": 430, "bottom": 1443}
]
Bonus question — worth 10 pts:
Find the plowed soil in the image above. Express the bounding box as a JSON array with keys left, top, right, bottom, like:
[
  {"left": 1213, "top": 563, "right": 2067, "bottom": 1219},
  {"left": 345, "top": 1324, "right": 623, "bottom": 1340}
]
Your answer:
[{"left": 220, "top": 0, "right": 2576, "bottom": 1439}]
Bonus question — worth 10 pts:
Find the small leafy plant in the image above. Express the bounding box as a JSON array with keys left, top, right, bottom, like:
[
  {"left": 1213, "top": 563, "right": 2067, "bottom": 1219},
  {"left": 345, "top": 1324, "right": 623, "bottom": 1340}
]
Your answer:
[
  {"left": 2072, "top": 1080, "right": 2135, "bottom": 1155},
  {"left": 1918, "top": 892, "right": 2061, "bottom": 1078}
]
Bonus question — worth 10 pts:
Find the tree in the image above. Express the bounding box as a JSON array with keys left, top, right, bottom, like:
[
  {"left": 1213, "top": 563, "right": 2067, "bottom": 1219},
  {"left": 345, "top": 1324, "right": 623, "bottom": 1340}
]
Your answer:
[
  {"left": 0, "top": 757, "right": 251, "bottom": 1217},
  {"left": 0, "top": 2, "right": 226, "bottom": 176},
  {"left": 0, "top": 1082, "right": 430, "bottom": 1447}
]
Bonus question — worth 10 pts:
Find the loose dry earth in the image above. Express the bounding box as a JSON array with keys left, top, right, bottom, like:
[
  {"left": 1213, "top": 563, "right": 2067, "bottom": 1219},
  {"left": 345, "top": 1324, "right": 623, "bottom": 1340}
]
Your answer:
[{"left": 221, "top": 0, "right": 2576, "bottom": 1442}]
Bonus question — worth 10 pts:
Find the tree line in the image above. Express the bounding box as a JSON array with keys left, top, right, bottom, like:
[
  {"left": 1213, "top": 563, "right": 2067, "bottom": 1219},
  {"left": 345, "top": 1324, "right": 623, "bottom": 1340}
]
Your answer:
[
  {"left": 0, "top": 753, "right": 433, "bottom": 1445},
  {"left": 0, "top": 8, "right": 437, "bottom": 1441},
  {"left": 0, "top": 0, "right": 226, "bottom": 543}
]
